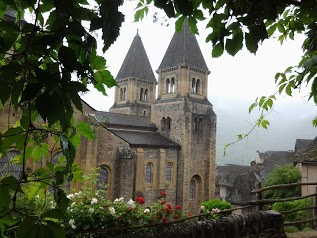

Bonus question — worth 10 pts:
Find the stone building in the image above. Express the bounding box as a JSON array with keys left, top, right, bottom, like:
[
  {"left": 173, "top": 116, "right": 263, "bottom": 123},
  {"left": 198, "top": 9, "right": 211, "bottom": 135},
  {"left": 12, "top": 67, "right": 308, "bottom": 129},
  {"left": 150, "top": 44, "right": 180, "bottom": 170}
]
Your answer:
[{"left": 0, "top": 20, "right": 217, "bottom": 213}]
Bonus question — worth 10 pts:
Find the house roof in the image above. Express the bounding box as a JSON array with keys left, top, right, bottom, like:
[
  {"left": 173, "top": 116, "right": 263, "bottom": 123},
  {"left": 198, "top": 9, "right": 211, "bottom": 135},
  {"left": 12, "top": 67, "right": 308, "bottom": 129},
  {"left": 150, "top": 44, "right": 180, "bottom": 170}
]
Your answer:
[
  {"left": 116, "top": 31, "right": 156, "bottom": 82},
  {"left": 294, "top": 139, "right": 313, "bottom": 153},
  {"left": 293, "top": 138, "right": 317, "bottom": 163},
  {"left": 253, "top": 151, "right": 294, "bottom": 179},
  {"left": 108, "top": 129, "right": 180, "bottom": 148},
  {"left": 93, "top": 111, "right": 156, "bottom": 129},
  {"left": 158, "top": 19, "right": 209, "bottom": 72},
  {"left": 218, "top": 164, "right": 250, "bottom": 187},
  {"left": 226, "top": 171, "right": 258, "bottom": 205}
]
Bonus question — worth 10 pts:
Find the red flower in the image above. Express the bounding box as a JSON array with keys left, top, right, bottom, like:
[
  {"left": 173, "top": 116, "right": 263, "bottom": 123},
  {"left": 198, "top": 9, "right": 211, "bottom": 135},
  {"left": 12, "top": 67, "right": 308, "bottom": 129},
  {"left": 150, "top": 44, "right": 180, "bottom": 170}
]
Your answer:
[
  {"left": 166, "top": 203, "right": 173, "bottom": 213},
  {"left": 161, "top": 191, "right": 166, "bottom": 196},
  {"left": 162, "top": 218, "right": 167, "bottom": 223},
  {"left": 175, "top": 205, "right": 181, "bottom": 210},
  {"left": 188, "top": 213, "right": 192, "bottom": 217},
  {"left": 174, "top": 215, "right": 178, "bottom": 220},
  {"left": 135, "top": 196, "right": 145, "bottom": 204},
  {"left": 166, "top": 203, "right": 172, "bottom": 210}
]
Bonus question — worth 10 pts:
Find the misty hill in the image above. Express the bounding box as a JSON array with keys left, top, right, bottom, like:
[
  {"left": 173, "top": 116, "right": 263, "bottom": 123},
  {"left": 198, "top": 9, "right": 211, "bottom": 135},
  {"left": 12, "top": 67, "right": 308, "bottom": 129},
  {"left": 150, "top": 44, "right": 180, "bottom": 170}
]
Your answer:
[{"left": 211, "top": 96, "right": 317, "bottom": 165}]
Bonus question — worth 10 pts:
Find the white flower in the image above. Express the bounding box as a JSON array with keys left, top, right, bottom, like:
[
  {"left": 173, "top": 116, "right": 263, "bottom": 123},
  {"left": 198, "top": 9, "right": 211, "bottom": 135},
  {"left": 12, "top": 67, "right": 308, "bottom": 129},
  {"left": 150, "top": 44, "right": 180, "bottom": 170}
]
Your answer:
[
  {"left": 108, "top": 207, "right": 116, "bottom": 215},
  {"left": 144, "top": 208, "right": 150, "bottom": 214},
  {"left": 89, "top": 208, "right": 94, "bottom": 213},
  {"left": 91, "top": 198, "right": 98, "bottom": 204},
  {"left": 99, "top": 207, "right": 104, "bottom": 210},
  {"left": 69, "top": 219, "right": 75, "bottom": 226},
  {"left": 114, "top": 197, "right": 124, "bottom": 203},
  {"left": 35, "top": 195, "right": 40, "bottom": 199},
  {"left": 71, "top": 202, "right": 76, "bottom": 207},
  {"left": 127, "top": 199, "right": 136, "bottom": 209},
  {"left": 71, "top": 224, "right": 76, "bottom": 229},
  {"left": 200, "top": 206, "right": 206, "bottom": 212},
  {"left": 67, "top": 194, "right": 74, "bottom": 199}
]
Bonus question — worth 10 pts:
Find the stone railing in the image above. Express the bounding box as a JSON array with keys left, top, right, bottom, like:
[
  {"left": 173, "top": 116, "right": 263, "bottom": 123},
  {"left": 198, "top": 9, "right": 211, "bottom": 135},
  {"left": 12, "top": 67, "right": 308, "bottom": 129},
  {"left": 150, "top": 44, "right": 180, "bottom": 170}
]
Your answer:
[{"left": 96, "top": 210, "right": 286, "bottom": 238}]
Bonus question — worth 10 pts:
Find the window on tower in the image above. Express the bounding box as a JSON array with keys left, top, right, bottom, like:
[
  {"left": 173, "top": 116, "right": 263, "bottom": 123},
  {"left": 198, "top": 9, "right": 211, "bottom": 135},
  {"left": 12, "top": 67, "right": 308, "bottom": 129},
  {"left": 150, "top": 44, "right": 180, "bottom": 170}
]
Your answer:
[
  {"left": 161, "top": 117, "right": 166, "bottom": 130},
  {"left": 97, "top": 166, "right": 110, "bottom": 190},
  {"left": 192, "top": 78, "right": 196, "bottom": 93},
  {"left": 166, "top": 162, "right": 173, "bottom": 182},
  {"left": 196, "top": 79, "right": 200, "bottom": 94},
  {"left": 166, "top": 78, "right": 170, "bottom": 93},
  {"left": 140, "top": 88, "right": 144, "bottom": 101},
  {"left": 170, "top": 78, "right": 175, "bottom": 93},
  {"left": 166, "top": 117, "right": 171, "bottom": 130},
  {"left": 144, "top": 89, "right": 148, "bottom": 101},
  {"left": 145, "top": 163, "right": 153, "bottom": 184},
  {"left": 190, "top": 179, "right": 196, "bottom": 200}
]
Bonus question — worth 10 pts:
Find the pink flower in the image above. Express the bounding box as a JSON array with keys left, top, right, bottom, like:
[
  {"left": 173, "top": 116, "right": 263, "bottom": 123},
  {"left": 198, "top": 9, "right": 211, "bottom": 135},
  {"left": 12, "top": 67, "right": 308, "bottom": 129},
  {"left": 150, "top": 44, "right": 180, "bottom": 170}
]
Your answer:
[
  {"left": 175, "top": 205, "right": 181, "bottom": 210},
  {"left": 161, "top": 191, "right": 166, "bottom": 196},
  {"left": 212, "top": 208, "right": 221, "bottom": 214}
]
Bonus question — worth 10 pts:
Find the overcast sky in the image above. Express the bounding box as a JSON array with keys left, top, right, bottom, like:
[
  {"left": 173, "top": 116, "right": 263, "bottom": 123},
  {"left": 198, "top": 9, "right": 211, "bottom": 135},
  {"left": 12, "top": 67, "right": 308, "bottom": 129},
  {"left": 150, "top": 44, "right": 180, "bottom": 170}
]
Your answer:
[{"left": 81, "top": 1, "right": 310, "bottom": 111}]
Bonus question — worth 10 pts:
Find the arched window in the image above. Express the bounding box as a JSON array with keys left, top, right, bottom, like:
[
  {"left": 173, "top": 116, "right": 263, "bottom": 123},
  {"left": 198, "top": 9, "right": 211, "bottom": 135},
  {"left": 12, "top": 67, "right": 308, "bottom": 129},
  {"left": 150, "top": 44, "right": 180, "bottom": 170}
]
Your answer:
[
  {"left": 140, "top": 88, "right": 144, "bottom": 101},
  {"left": 123, "top": 87, "right": 127, "bottom": 100},
  {"left": 198, "top": 118, "right": 203, "bottom": 131},
  {"left": 192, "top": 78, "right": 196, "bottom": 93},
  {"left": 120, "top": 88, "right": 123, "bottom": 101},
  {"left": 144, "top": 89, "right": 148, "bottom": 101},
  {"left": 161, "top": 117, "right": 166, "bottom": 130},
  {"left": 145, "top": 163, "right": 152, "bottom": 183},
  {"left": 166, "top": 117, "right": 171, "bottom": 130},
  {"left": 170, "top": 78, "right": 175, "bottom": 93},
  {"left": 97, "top": 166, "right": 109, "bottom": 190},
  {"left": 190, "top": 179, "right": 196, "bottom": 200},
  {"left": 193, "top": 118, "right": 198, "bottom": 131},
  {"left": 0, "top": 150, "right": 21, "bottom": 178},
  {"left": 166, "top": 79, "right": 170, "bottom": 93},
  {"left": 196, "top": 79, "right": 200, "bottom": 94},
  {"left": 166, "top": 163, "right": 172, "bottom": 182}
]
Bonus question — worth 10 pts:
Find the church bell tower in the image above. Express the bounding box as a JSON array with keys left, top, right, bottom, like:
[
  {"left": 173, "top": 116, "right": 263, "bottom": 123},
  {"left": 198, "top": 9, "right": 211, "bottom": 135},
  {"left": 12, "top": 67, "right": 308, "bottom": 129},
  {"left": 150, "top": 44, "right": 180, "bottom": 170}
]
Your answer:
[{"left": 151, "top": 19, "right": 217, "bottom": 213}]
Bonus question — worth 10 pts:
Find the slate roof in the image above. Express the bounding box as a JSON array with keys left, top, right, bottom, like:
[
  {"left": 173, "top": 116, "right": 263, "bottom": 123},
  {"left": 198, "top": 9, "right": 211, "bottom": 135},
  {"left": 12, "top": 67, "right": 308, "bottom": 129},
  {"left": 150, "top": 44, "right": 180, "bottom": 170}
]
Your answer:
[
  {"left": 293, "top": 137, "right": 317, "bottom": 163},
  {"left": 294, "top": 139, "right": 313, "bottom": 153},
  {"left": 116, "top": 32, "right": 156, "bottom": 82},
  {"left": 93, "top": 111, "right": 156, "bottom": 129},
  {"left": 218, "top": 164, "right": 250, "bottom": 188},
  {"left": 108, "top": 129, "right": 180, "bottom": 148},
  {"left": 226, "top": 171, "right": 258, "bottom": 205},
  {"left": 253, "top": 151, "right": 294, "bottom": 179},
  {"left": 158, "top": 19, "right": 209, "bottom": 71}
]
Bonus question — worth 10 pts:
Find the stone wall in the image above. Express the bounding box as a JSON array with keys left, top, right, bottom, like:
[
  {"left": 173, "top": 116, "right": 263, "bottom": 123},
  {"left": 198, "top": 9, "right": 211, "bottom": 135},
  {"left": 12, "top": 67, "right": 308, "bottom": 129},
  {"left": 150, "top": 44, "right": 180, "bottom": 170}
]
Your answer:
[{"left": 101, "top": 211, "right": 286, "bottom": 238}]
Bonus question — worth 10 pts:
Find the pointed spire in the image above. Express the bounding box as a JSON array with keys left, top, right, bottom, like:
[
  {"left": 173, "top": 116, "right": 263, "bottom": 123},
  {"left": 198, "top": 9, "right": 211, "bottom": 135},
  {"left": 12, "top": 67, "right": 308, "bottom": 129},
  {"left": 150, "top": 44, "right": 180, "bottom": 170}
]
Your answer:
[
  {"left": 116, "top": 31, "right": 156, "bottom": 82},
  {"left": 158, "top": 19, "right": 209, "bottom": 71}
]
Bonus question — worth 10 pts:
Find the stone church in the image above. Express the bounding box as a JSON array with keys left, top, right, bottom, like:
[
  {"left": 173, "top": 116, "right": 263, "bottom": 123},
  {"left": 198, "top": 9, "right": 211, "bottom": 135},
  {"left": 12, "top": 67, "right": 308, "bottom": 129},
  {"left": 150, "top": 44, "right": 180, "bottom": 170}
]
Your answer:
[{"left": 0, "top": 19, "right": 216, "bottom": 213}]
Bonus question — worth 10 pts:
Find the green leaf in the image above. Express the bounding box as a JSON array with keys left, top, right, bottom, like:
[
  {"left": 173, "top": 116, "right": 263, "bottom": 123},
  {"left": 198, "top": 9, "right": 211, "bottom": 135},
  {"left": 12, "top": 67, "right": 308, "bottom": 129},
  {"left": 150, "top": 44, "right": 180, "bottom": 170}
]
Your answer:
[
  {"left": 0, "top": 187, "right": 10, "bottom": 211},
  {"left": 175, "top": 16, "right": 186, "bottom": 33},
  {"left": 16, "top": 218, "right": 37, "bottom": 238},
  {"left": 248, "top": 102, "right": 258, "bottom": 113},
  {"left": 54, "top": 188, "right": 69, "bottom": 213},
  {"left": 58, "top": 46, "right": 79, "bottom": 71},
  {"left": 41, "top": 209, "right": 65, "bottom": 220},
  {"left": 245, "top": 32, "right": 258, "bottom": 54},
  {"left": 46, "top": 221, "right": 65, "bottom": 238},
  {"left": 76, "top": 122, "right": 94, "bottom": 140},
  {"left": 0, "top": 176, "right": 22, "bottom": 193},
  {"left": 225, "top": 30, "right": 243, "bottom": 56},
  {"left": 212, "top": 43, "right": 224, "bottom": 58},
  {"left": 32, "top": 143, "right": 49, "bottom": 162}
]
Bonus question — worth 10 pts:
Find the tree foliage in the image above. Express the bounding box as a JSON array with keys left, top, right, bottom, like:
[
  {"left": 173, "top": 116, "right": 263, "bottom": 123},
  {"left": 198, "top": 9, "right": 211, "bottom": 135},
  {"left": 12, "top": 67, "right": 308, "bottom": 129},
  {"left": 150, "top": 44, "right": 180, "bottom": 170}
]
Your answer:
[
  {"left": 1, "top": 0, "right": 317, "bottom": 236},
  {"left": 263, "top": 164, "right": 301, "bottom": 199},
  {"left": 0, "top": 0, "right": 119, "bottom": 236}
]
